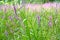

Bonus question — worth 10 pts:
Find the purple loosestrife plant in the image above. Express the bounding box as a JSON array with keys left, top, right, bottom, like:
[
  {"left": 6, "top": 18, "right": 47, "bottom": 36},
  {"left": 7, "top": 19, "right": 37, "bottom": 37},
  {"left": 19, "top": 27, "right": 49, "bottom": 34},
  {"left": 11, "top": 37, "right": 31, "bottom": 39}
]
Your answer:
[
  {"left": 13, "top": 4, "right": 25, "bottom": 27},
  {"left": 13, "top": 5, "right": 17, "bottom": 15},
  {"left": 13, "top": 4, "right": 19, "bottom": 20},
  {"left": 4, "top": 30, "right": 8, "bottom": 37},
  {"left": 48, "top": 16, "right": 53, "bottom": 27},
  {"left": 48, "top": 21, "right": 52, "bottom": 27},
  {"left": 37, "top": 15, "right": 41, "bottom": 27},
  {"left": 9, "top": 16, "right": 13, "bottom": 21}
]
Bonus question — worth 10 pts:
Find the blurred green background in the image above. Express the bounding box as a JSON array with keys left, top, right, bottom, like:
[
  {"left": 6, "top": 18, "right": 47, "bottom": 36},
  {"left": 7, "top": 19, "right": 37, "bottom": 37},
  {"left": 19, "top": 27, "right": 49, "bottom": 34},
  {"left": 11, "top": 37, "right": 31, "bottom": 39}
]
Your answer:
[{"left": 0, "top": 0, "right": 60, "bottom": 5}]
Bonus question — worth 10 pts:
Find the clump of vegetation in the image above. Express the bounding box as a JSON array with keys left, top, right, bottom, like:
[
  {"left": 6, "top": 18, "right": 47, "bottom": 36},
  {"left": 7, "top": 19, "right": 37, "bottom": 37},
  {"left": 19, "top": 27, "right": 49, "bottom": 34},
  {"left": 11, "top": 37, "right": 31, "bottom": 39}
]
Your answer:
[
  {"left": 0, "top": 4, "right": 60, "bottom": 40},
  {"left": 0, "top": 0, "right": 60, "bottom": 40}
]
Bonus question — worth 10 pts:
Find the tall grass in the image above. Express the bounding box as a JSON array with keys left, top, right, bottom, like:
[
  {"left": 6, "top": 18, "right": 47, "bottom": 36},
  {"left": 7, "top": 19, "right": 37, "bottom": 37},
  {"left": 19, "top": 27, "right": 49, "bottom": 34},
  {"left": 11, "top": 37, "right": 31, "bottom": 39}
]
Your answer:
[{"left": 0, "top": 5, "right": 60, "bottom": 40}]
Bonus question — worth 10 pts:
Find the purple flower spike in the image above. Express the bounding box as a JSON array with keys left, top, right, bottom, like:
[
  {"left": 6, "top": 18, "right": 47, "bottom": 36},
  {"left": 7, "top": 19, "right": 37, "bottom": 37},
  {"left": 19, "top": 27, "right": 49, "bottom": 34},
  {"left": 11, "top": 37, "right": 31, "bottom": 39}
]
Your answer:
[
  {"left": 48, "top": 21, "right": 52, "bottom": 27},
  {"left": 9, "top": 16, "right": 13, "bottom": 21},
  {"left": 37, "top": 15, "right": 41, "bottom": 26},
  {"left": 48, "top": 16, "right": 53, "bottom": 27},
  {"left": 4, "top": 30, "right": 8, "bottom": 37},
  {"left": 13, "top": 5, "right": 17, "bottom": 15}
]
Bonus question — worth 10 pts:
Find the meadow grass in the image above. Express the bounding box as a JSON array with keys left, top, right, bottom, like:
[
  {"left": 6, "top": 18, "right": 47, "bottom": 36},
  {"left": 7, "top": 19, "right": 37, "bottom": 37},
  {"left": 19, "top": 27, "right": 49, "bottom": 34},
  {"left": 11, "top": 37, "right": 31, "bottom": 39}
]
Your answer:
[{"left": 0, "top": 6, "right": 60, "bottom": 40}]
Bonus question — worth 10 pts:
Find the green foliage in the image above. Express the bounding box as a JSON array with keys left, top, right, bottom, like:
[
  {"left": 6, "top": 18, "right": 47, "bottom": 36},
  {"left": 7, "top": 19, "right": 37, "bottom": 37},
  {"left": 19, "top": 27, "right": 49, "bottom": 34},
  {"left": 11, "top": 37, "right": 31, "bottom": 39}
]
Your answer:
[
  {"left": 0, "top": 5, "right": 60, "bottom": 40},
  {"left": 0, "top": 0, "right": 60, "bottom": 40},
  {"left": 0, "top": 0, "right": 60, "bottom": 4},
  {"left": 0, "top": 1, "right": 4, "bottom": 5}
]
